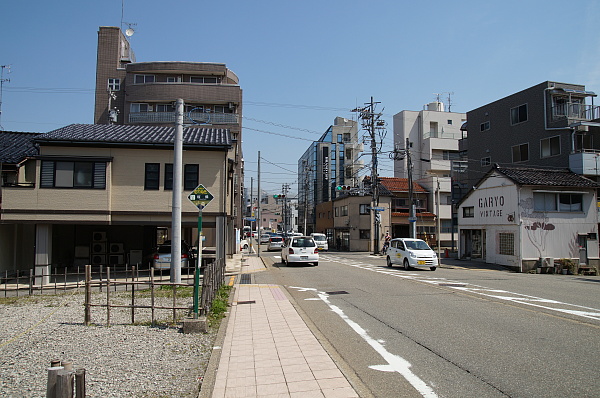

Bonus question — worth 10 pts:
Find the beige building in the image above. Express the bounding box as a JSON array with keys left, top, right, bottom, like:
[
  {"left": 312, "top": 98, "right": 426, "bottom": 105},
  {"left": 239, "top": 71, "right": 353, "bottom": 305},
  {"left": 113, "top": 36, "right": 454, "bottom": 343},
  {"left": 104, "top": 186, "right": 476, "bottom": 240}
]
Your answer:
[{"left": 0, "top": 124, "right": 235, "bottom": 273}]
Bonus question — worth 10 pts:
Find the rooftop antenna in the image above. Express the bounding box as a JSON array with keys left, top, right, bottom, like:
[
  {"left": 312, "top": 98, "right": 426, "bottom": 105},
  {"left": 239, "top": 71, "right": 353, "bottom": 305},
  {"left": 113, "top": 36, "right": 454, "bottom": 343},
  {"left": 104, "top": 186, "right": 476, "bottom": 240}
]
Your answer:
[
  {"left": 0, "top": 65, "right": 11, "bottom": 131},
  {"left": 446, "top": 92, "right": 454, "bottom": 112},
  {"left": 120, "top": 0, "right": 136, "bottom": 37}
]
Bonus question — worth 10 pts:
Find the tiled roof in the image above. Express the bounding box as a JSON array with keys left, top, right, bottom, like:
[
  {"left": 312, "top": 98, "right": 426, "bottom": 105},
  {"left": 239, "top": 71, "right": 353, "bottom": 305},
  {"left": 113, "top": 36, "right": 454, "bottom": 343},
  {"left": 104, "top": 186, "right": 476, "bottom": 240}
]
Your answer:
[
  {"left": 379, "top": 177, "right": 428, "bottom": 193},
  {"left": 495, "top": 166, "right": 600, "bottom": 188},
  {"left": 0, "top": 131, "right": 42, "bottom": 164},
  {"left": 36, "top": 124, "right": 232, "bottom": 147}
]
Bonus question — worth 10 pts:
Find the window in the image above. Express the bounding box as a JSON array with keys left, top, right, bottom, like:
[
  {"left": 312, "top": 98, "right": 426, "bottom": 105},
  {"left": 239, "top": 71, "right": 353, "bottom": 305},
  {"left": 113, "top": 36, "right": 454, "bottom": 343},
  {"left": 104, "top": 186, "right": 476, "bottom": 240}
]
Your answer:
[
  {"left": 447, "top": 119, "right": 453, "bottom": 125},
  {"left": 164, "top": 163, "right": 173, "bottom": 190},
  {"left": 108, "top": 78, "right": 120, "bottom": 91},
  {"left": 184, "top": 164, "right": 199, "bottom": 190},
  {"left": 134, "top": 74, "right": 155, "bottom": 84},
  {"left": 131, "top": 103, "right": 150, "bottom": 113},
  {"left": 359, "top": 229, "right": 370, "bottom": 239},
  {"left": 443, "top": 151, "right": 460, "bottom": 160},
  {"left": 341, "top": 205, "right": 348, "bottom": 216},
  {"left": 190, "top": 76, "right": 218, "bottom": 84},
  {"left": 334, "top": 207, "right": 339, "bottom": 217},
  {"left": 481, "top": 157, "right": 491, "bottom": 166},
  {"left": 359, "top": 204, "right": 369, "bottom": 215},
  {"left": 512, "top": 143, "right": 529, "bottom": 162},
  {"left": 441, "top": 219, "right": 454, "bottom": 233},
  {"left": 144, "top": 163, "right": 160, "bottom": 190},
  {"left": 463, "top": 206, "right": 474, "bottom": 218},
  {"left": 533, "top": 192, "right": 583, "bottom": 212},
  {"left": 40, "top": 160, "right": 106, "bottom": 189},
  {"left": 213, "top": 105, "right": 233, "bottom": 113},
  {"left": 480, "top": 121, "right": 490, "bottom": 132},
  {"left": 541, "top": 136, "right": 560, "bottom": 158},
  {"left": 156, "top": 104, "right": 174, "bottom": 112},
  {"left": 510, "top": 104, "right": 528, "bottom": 125},
  {"left": 498, "top": 232, "right": 514, "bottom": 255},
  {"left": 166, "top": 76, "right": 180, "bottom": 83}
]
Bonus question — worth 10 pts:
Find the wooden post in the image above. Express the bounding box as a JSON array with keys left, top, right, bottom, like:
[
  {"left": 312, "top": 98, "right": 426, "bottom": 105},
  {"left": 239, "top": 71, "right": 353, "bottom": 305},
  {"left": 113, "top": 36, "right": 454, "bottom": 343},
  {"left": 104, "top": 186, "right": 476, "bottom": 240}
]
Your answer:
[
  {"left": 74, "top": 369, "right": 85, "bottom": 398},
  {"left": 150, "top": 268, "right": 155, "bottom": 325},
  {"left": 131, "top": 266, "right": 136, "bottom": 324},
  {"left": 55, "top": 369, "right": 73, "bottom": 398},
  {"left": 46, "top": 363, "right": 63, "bottom": 398},
  {"left": 84, "top": 265, "right": 91, "bottom": 326},
  {"left": 106, "top": 267, "right": 111, "bottom": 327}
]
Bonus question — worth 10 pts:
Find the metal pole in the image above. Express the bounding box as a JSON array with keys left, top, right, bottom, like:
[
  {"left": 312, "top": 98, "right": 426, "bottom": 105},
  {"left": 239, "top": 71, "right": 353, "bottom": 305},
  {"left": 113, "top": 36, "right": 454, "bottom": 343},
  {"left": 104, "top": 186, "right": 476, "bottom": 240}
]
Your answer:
[
  {"left": 370, "top": 97, "right": 380, "bottom": 255},
  {"left": 436, "top": 177, "right": 441, "bottom": 261},
  {"left": 171, "top": 98, "right": 183, "bottom": 283},
  {"left": 194, "top": 210, "right": 202, "bottom": 318},
  {"left": 257, "top": 151, "right": 261, "bottom": 257},
  {"left": 407, "top": 138, "right": 416, "bottom": 239}
]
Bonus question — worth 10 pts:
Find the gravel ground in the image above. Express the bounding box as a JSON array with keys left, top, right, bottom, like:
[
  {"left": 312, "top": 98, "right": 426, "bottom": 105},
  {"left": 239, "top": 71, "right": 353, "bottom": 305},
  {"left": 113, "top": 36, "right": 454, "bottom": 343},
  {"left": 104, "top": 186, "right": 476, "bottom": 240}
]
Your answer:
[{"left": 0, "top": 289, "right": 219, "bottom": 398}]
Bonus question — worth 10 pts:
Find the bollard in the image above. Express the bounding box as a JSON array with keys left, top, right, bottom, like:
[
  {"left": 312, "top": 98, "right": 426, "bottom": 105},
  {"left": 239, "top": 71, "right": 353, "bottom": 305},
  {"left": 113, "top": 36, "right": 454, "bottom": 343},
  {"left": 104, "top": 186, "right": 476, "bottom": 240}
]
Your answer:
[
  {"left": 75, "top": 369, "right": 86, "bottom": 398},
  {"left": 47, "top": 362, "right": 64, "bottom": 398}
]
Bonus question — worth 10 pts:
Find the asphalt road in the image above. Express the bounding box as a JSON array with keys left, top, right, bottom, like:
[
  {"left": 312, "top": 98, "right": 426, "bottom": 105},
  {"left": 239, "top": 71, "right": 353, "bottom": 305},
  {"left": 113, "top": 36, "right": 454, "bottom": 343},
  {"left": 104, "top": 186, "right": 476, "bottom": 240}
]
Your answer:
[{"left": 254, "top": 248, "right": 600, "bottom": 398}]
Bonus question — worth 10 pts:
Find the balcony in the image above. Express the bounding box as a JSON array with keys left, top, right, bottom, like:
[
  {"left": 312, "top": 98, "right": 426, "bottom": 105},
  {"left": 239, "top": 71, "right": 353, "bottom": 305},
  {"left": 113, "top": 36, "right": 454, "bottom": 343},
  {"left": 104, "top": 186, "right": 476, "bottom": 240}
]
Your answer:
[
  {"left": 569, "top": 150, "right": 600, "bottom": 176},
  {"left": 129, "top": 111, "right": 239, "bottom": 125},
  {"left": 552, "top": 103, "right": 600, "bottom": 122}
]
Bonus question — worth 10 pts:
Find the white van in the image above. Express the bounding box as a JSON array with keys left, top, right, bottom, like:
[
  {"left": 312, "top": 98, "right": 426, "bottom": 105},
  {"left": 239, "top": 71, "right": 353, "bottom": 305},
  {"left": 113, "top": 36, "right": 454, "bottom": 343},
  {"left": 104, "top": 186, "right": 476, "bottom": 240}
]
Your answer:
[
  {"left": 386, "top": 238, "right": 438, "bottom": 271},
  {"left": 310, "top": 233, "right": 328, "bottom": 251}
]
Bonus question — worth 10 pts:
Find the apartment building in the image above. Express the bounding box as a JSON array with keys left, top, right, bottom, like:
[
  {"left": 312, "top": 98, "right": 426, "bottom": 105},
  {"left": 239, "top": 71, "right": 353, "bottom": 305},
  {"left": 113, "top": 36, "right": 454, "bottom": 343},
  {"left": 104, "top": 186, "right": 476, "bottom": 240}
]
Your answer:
[
  {"left": 460, "top": 81, "right": 600, "bottom": 190},
  {"left": 298, "top": 117, "right": 363, "bottom": 234},
  {"left": 93, "top": 26, "right": 244, "bottom": 232},
  {"left": 393, "top": 102, "right": 466, "bottom": 248}
]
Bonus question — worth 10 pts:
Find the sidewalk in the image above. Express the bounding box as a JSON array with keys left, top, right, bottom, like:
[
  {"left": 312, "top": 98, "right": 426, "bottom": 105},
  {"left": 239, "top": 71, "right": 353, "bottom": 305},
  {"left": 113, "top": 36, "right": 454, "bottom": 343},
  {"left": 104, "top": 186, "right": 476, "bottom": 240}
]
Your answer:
[{"left": 204, "top": 254, "right": 360, "bottom": 398}]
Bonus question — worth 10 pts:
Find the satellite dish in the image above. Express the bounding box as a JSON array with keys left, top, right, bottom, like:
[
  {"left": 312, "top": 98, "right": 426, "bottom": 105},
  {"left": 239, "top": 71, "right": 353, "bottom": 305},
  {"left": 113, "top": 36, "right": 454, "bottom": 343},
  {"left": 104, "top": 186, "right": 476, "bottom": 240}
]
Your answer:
[{"left": 125, "top": 28, "right": 135, "bottom": 37}]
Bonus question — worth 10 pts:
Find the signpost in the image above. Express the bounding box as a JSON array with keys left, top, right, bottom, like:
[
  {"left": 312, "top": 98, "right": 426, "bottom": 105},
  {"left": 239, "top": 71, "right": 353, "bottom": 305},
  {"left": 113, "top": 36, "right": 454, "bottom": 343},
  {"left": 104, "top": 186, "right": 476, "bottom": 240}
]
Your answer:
[{"left": 188, "top": 184, "right": 214, "bottom": 318}]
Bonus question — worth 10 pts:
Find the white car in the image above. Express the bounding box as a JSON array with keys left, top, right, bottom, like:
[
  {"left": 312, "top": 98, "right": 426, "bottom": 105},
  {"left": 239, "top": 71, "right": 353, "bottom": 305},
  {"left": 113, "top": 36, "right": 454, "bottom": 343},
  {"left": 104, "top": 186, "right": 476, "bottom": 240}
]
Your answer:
[
  {"left": 260, "top": 234, "right": 271, "bottom": 244},
  {"left": 267, "top": 235, "right": 284, "bottom": 251},
  {"left": 310, "top": 233, "right": 328, "bottom": 251},
  {"left": 386, "top": 238, "right": 438, "bottom": 271},
  {"left": 240, "top": 239, "right": 249, "bottom": 251},
  {"left": 281, "top": 236, "right": 319, "bottom": 266}
]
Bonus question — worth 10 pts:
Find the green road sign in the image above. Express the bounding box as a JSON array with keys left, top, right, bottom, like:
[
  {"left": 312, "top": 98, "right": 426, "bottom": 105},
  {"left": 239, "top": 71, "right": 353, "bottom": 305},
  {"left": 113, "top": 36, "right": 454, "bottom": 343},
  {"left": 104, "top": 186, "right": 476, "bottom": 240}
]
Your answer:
[{"left": 188, "top": 184, "right": 214, "bottom": 210}]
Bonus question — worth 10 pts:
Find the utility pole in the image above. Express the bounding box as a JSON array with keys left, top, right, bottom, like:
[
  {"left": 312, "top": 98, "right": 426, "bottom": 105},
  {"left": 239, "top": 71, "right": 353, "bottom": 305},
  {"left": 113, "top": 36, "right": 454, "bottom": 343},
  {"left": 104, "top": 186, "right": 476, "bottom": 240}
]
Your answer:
[
  {"left": 257, "top": 151, "right": 261, "bottom": 257},
  {"left": 407, "top": 138, "right": 416, "bottom": 239},
  {"left": 171, "top": 98, "right": 184, "bottom": 283},
  {"left": 282, "top": 183, "right": 290, "bottom": 232},
  {"left": 353, "top": 97, "right": 385, "bottom": 255},
  {"left": 0, "top": 65, "right": 11, "bottom": 131}
]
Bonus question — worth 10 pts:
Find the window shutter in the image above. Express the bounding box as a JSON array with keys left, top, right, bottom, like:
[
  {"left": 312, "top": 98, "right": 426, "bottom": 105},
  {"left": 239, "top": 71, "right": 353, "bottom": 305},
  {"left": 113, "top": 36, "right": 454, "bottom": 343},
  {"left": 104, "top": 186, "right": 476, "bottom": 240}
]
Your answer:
[{"left": 40, "top": 161, "right": 55, "bottom": 187}]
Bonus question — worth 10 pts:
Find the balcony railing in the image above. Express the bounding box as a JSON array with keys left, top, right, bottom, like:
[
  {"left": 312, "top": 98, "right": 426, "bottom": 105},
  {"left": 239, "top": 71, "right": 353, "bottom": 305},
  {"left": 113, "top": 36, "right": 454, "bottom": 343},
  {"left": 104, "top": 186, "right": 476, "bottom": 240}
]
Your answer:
[
  {"left": 129, "top": 111, "right": 239, "bottom": 125},
  {"left": 552, "top": 103, "right": 600, "bottom": 121}
]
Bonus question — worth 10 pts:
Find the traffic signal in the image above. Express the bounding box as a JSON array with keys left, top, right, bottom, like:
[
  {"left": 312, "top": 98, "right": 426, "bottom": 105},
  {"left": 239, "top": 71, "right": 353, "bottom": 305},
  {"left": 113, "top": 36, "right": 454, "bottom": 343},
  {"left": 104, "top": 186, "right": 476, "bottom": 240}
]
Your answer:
[
  {"left": 336, "top": 185, "right": 351, "bottom": 191},
  {"left": 273, "top": 194, "right": 286, "bottom": 199}
]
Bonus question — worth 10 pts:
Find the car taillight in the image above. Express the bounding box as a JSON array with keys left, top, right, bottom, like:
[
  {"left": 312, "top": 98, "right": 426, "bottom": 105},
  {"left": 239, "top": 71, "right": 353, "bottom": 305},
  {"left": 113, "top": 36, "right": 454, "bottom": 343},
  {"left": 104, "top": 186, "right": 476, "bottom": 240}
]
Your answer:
[
  {"left": 153, "top": 254, "right": 160, "bottom": 259},
  {"left": 182, "top": 253, "right": 188, "bottom": 259},
  {"left": 289, "top": 248, "right": 294, "bottom": 254},
  {"left": 314, "top": 248, "right": 319, "bottom": 254}
]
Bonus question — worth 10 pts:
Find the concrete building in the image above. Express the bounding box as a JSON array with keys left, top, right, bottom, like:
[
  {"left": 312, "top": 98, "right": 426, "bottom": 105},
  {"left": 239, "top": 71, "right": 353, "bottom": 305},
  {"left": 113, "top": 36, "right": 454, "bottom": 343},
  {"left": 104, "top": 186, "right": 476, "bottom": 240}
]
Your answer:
[
  {"left": 458, "top": 165, "right": 600, "bottom": 273},
  {"left": 460, "top": 81, "right": 600, "bottom": 191},
  {"left": 298, "top": 117, "right": 363, "bottom": 235},
  {"left": 0, "top": 124, "right": 235, "bottom": 273},
  {"left": 393, "top": 102, "right": 466, "bottom": 248},
  {"left": 93, "top": 26, "right": 244, "bottom": 232}
]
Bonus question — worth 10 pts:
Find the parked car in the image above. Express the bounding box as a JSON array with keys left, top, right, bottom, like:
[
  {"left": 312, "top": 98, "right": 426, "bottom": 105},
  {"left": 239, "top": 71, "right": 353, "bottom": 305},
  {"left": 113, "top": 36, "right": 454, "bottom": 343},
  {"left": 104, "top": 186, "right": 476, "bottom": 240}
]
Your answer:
[
  {"left": 281, "top": 236, "right": 319, "bottom": 266},
  {"left": 310, "top": 233, "right": 328, "bottom": 251},
  {"left": 386, "top": 238, "right": 438, "bottom": 271},
  {"left": 267, "top": 235, "right": 284, "bottom": 251},
  {"left": 152, "top": 240, "right": 192, "bottom": 270},
  {"left": 260, "top": 233, "right": 271, "bottom": 244}
]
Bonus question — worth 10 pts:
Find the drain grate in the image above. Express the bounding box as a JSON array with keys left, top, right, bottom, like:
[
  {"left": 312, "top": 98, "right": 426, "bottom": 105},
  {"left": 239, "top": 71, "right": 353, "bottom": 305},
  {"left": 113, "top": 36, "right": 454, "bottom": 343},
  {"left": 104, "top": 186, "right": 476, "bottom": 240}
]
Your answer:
[
  {"left": 237, "top": 300, "right": 256, "bottom": 305},
  {"left": 326, "top": 290, "right": 349, "bottom": 295},
  {"left": 239, "top": 274, "right": 252, "bottom": 284}
]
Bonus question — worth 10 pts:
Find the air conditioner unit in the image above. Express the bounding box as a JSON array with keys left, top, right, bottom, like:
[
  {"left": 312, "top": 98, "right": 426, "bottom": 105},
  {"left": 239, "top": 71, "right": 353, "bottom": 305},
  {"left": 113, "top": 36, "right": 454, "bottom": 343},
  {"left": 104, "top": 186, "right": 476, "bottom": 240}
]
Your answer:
[
  {"left": 109, "top": 254, "right": 124, "bottom": 265},
  {"left": 129, "top": 250, "right": 143, "bottom": 265},
  {"left": 541, "top": 257, "right": 554, "bottom": 267},
  {"left": 91, "top": 255, "right": 106, "bottom": 265},
  {"left": 91, "top": 242, "right": 106, "bottom": 254},
  {"left": 93, "top": 232, "right": 107, "bottom": 242},
  {"left": 109, "top": 243, "right": 124, "bottom": 254}
]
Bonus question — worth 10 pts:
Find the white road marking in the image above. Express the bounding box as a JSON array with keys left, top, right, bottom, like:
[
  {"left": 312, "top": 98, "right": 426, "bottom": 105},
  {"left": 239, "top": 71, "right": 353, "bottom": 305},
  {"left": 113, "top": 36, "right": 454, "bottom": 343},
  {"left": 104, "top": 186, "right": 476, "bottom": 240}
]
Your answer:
[{"left": 290, "top": 285, "right": 438, "bottom": 398}]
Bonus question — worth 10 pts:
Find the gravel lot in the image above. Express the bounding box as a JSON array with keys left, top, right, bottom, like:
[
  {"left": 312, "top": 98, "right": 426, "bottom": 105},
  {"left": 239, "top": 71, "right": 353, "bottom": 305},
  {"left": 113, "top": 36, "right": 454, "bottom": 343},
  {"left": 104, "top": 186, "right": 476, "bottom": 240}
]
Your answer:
[{"left": 0, "top": 289, "right": 219, "bottom": 397}]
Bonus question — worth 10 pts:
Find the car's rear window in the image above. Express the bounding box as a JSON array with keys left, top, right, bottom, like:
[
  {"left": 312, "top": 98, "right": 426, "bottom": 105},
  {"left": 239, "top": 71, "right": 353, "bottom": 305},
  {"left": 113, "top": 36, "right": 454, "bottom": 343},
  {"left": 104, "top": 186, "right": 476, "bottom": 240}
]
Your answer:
[
  {"left": 312, "top": 235, "right": 326, "bottom": 241},
  {"left": 157, "top": 246, "right": 172, "bottom": 254},
  {"left": 292, "top": 238, "right": 316, "bottom": 247},
  {"left": 270, "top": 237, "right": 283, "bottom": 242}
]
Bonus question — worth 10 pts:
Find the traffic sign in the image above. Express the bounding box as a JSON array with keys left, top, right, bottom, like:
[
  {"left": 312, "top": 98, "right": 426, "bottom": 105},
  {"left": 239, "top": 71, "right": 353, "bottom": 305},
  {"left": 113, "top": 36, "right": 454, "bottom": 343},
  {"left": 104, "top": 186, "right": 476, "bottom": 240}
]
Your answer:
[
  {"left": 367, "top": 207, "right": 386, "bottom": 211},
  {"left": 188, "top": 184, "right": 214, "bottom": 210},
  {"left": 408, "top": 216, "right": 417, "bottom": 222}
]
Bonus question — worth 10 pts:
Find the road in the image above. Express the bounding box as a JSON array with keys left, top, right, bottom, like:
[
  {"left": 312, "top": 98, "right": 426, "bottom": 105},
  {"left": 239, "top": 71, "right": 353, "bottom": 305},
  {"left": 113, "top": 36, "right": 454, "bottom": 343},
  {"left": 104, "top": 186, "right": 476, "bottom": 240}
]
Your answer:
[{"left": 253, "top": 247, "right": 600, "bottom": 398}]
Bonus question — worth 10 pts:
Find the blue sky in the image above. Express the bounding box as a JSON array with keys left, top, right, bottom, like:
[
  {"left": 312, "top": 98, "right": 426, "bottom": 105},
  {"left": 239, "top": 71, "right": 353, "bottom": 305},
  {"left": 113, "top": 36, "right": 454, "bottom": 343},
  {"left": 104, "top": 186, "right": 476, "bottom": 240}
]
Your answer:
[{"left": 2, "top": 0, "right": 600, "bottom": 196}]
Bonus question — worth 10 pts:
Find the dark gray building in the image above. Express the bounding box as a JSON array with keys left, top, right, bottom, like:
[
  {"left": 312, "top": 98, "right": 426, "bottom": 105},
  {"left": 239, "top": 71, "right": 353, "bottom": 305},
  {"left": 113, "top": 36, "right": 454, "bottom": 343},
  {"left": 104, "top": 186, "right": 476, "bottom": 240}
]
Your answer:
[{"left": 460, "top": 81, "right": 600, "bottom": 191}]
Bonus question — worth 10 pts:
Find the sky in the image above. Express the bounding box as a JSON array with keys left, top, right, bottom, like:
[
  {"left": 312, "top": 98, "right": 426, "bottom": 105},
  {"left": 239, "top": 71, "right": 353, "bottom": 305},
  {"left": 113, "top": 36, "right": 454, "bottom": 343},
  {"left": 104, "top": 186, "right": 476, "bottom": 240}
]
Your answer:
[{"left": 2, "top": 0, "right": 600, "bottom": 197}]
